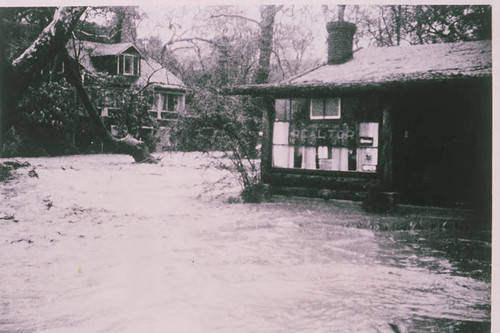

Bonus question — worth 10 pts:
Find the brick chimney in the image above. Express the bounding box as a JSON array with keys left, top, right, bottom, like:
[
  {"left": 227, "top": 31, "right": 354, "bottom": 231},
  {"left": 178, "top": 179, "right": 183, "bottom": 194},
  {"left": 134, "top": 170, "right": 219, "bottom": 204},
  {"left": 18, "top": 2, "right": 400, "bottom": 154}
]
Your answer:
[{"left": 326, "top": 21, "right": 357, "bottom": 64}]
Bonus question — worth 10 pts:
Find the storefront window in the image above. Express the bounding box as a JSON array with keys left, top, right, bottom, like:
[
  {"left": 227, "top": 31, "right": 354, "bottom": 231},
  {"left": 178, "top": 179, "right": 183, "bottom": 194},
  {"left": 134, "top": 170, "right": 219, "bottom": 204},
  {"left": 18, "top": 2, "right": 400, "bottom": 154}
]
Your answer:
[
  {"left": 275, "top": 99, "right": 290, "bottom": 121},
  {"left": 272, "top": 97, "right": 378, "bottom": 173}
]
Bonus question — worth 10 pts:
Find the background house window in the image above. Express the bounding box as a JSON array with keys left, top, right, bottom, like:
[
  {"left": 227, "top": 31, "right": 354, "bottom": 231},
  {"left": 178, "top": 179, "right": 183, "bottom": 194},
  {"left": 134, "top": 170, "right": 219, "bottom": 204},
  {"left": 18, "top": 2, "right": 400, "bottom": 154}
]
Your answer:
[
  {"left": 123, "top": 55, "right": 134, "bottom": 75},
  {"left": 101, "top": 91, "right": 121, "bottom": 118},
  {"left": 151, "top": 93, "right": 184, "bottom": 120},
  {"left": 161, "top": 94, "right": 168, "bottom": 111},
  {"left": 310, "top": 98, "right": 341, "bottom": 119},
  {"left": 117, "top": 54, "right": 140, "bottom": 76},
  {"left": 168, "top": 94, "right": 178, "bottom": 112}
]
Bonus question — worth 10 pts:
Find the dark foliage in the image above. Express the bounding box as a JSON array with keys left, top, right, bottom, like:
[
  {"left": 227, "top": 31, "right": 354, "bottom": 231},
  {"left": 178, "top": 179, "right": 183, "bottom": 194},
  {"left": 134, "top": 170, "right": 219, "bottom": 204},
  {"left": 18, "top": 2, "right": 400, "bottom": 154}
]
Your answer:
[
  {"left": 1, "top": 79, "right": 100, "bottom": 157},
  {"left": 0, "top": 7, "right": 54, "bottom": 61}
]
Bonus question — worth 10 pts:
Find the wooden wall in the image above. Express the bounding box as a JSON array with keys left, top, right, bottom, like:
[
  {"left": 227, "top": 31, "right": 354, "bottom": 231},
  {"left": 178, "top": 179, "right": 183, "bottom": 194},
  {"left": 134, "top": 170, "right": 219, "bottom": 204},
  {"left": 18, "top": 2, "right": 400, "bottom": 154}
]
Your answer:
[
  {"left": 262, "top": 78, "right": 491, "bottom": 209},
  {"left": 391, "top": 79, "right": 491, "bottom": 208}
]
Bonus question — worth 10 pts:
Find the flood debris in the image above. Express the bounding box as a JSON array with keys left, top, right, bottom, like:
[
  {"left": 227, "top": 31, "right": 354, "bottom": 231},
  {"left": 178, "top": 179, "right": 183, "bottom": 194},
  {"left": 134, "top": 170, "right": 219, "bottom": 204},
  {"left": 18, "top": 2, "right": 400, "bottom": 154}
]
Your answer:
[
  {"left": 43, "top": 197, "right": 53, "bottom": 210},
  {"left": 0, "top": 213, "right": 16, "bottom": 221},
  {"left": 0, "top": 160, "right": 31, "bottom": 182},
  {"left": 3, "top": 161, "right": 31, "bottom": 169},
  {"left": 28, "top": 168, "right": 39, "bottom": 178},
  {"left": 10, "top": 238, "right": 33, "bottom": 244}
]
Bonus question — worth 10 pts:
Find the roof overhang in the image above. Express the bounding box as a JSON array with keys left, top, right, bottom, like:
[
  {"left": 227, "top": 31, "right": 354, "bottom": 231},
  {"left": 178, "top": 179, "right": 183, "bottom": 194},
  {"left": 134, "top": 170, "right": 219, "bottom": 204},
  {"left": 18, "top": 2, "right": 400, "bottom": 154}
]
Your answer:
[{"left": 223, "top": 73, "right": 491, "bottom": 97}]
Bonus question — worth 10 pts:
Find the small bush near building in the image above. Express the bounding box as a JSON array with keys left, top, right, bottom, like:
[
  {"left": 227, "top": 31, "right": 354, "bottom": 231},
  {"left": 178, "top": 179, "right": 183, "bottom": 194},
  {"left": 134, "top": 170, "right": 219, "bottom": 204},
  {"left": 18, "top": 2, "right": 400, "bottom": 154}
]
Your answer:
[
  {"left": 172, "top": 91, "right": 264, "bottom": 203},
  {"left": 241, "top": 183, "right": 270, "bottom": 203}
]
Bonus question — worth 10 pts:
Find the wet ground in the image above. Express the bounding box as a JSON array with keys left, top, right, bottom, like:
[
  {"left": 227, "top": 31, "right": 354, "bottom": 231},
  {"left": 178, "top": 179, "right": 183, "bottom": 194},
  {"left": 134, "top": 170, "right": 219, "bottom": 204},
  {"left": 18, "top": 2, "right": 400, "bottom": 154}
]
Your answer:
[{"left": 0, "top": 153, "right": 491, "bottom": 332}]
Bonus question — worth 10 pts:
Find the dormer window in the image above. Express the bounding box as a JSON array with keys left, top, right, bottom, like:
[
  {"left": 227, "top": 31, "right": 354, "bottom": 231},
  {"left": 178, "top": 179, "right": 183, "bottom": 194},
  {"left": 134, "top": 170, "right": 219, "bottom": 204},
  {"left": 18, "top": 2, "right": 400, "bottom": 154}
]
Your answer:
[{"left": 117, "top": 54, "right": 140, "bottom": 76}]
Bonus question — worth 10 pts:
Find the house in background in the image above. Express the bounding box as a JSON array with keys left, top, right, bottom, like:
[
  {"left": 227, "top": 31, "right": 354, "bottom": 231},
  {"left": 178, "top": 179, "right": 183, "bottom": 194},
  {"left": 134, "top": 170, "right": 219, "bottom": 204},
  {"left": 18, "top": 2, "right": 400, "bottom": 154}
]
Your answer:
[
  {"left": 226, "top": 21, "right": 491, "bottom": 212},
  {"left": 63, "top": 40, "right": 187, "bottom": 151}
]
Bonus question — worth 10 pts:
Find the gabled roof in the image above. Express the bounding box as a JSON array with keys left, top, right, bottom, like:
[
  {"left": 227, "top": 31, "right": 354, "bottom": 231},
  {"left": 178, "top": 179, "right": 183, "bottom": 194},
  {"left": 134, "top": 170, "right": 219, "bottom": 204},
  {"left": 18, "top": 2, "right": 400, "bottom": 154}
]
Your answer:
[
  {"left": 78, "top": 41, "right": 141, "bottom": 57},
  {"left": 225, "top": 40, "right": 491, "bottom": 96},
  {"left": 137, "top": 57, "right": 186, "bottom": 91},
  {"left": 67, "top": 40, "right": 186, "bottom": 92}
]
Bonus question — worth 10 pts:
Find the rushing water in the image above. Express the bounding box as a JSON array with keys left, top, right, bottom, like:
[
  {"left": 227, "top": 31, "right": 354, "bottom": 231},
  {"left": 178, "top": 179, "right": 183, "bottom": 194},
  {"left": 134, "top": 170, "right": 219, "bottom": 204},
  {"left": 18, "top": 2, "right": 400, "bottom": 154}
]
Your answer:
[
  {"left": 0, "top": 154, "right": 491, "bottom": 332},
  {"left": 186, "top": 207, "right": 492, "bottom": 333},
  {"left": 373, "top": 228, "right": 491, "bottom": 332}
]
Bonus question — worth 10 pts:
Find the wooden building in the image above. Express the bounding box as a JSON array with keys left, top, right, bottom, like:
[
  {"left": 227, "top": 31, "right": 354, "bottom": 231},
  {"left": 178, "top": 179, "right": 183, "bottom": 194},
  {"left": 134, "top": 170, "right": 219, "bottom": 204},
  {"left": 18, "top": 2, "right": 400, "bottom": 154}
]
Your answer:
[
  {"left": 65, "top": 40, "right": 187, "bottom": 151},
  {"left": 226, "top": 21, "right": 492, "bottom": 210}
]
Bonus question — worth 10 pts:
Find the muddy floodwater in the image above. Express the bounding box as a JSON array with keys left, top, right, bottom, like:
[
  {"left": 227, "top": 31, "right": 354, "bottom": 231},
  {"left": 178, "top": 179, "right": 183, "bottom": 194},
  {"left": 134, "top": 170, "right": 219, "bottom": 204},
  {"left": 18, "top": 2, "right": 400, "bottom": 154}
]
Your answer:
[{"left": 0, "top": 153, "right": 491, "bottom": 332}]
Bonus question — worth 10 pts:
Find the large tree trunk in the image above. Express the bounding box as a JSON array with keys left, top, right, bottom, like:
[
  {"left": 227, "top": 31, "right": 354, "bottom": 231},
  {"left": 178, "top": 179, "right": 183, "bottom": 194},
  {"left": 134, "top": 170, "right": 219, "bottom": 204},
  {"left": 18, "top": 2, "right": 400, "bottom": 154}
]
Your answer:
[
  {"left": 254, "top": 5, "right": 281, "bottom": 85},
  {"left": 1, "top": 7, "right": 86, "bottom": 147},
  {"left": 1, "top": 6, "right": 155, "bottom": 162},
  {"left": 246, "top": 5, "right": 282, "bottom": 159}
]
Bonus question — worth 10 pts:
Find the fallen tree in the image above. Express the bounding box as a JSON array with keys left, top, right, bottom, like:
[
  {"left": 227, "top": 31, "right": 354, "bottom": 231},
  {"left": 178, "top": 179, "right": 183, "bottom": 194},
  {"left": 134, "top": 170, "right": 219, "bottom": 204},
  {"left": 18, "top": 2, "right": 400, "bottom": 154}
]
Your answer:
[
  {"left": 62, "top": 50, "right": 154, "bottom": 162},
  {"left": 1, "top": 6, "right": 155, "bottom": 162}
]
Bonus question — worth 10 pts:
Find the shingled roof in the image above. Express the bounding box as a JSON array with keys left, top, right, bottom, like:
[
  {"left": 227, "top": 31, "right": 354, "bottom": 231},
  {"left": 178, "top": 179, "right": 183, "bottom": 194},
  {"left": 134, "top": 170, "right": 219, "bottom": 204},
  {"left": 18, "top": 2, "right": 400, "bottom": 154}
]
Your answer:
[
  {"left": 78, "top": 41, "right": 140, "bottom": 56},
  {"left": 225, "top": 40, "right": 491, "bottom": 96},
  {"left": 67, "top": 40, "right": 186, "bottom": 92},
  {"left": 136, "top": 57, "right": 186, "bottom": 91}
]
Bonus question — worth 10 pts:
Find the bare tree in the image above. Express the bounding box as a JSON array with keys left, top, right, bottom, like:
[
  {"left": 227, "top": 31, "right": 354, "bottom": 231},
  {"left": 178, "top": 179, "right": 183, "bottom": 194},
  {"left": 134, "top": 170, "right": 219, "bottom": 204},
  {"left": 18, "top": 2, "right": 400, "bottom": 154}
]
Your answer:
[{"left": 270, "top": 5, "right": 320, "bottom": 80}]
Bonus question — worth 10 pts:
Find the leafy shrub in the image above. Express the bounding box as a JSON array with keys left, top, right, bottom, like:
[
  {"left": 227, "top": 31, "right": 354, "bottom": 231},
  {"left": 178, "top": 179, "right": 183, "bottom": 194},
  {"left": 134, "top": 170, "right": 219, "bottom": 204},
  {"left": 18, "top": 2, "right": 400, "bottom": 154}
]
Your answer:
[
  {"left": 172, "top": 90, "right": 264, "bottom": 202},
  {"left": 241, "top": 183, "right": 269, "bottom": 203}
]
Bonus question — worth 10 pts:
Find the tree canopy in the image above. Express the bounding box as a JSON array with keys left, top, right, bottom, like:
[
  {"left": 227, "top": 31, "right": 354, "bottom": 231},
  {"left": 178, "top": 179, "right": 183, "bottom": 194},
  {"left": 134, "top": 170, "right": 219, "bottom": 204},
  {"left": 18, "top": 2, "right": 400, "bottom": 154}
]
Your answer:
[{"left": 0, "top": 5, "right": 491, "bottom": 160}]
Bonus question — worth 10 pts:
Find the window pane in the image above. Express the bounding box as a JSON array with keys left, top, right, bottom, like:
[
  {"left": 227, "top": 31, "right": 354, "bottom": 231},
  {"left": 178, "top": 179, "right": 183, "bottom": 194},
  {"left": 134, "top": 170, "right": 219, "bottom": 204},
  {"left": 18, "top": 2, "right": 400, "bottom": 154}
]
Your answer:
[
  {"left": 303, "top": 147, "right": 317, "bottom": 169},
  {"left": 272, "top": 122, "right": 289, "bottom": 145},
  {"left": 291, "top": 99, "right": 308, "bottom": 121},
  {"left": 161, "top": 94, "right": 167, "bottom": 110},
  {"left": 310, "top": 98, "right": 323, "bottom": 118},
  {"left": 272, "top": 145, "right": 293, "bottom": 168},
  {"left": 318, "top": 146, "right": 329, "bottom": 159},
  {"left": 168, "top": 95, "right": 178, "bottom": 111},
  {"left": 124, "top": 56, "right": 133, "bottom": 74},
  {"left": 117, "top": 56, "right": 122, "bottom": 74},
  {"left": 134, "top": 57, "right": 140, "bottom": 75},
  {"left": 275, "top": 99, "right": 289, "bottom": 121},
  {"left": 325, "top": 98, "right": 340, "bottom": 118}
]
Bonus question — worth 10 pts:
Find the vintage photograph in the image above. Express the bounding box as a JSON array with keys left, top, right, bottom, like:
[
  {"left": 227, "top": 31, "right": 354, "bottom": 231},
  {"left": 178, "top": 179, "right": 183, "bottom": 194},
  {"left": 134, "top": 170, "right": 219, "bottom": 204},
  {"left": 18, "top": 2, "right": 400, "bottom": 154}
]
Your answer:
[{"left": 0, "top": 3, "right": 492, "bottom": 332}]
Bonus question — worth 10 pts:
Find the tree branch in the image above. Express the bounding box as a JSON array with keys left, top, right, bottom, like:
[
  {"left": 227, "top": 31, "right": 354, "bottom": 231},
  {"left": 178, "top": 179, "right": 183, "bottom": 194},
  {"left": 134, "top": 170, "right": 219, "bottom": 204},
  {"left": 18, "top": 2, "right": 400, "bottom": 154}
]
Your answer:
[
  {"left": 167, "top": 37, "right": 220, "bottom": 47},
  {"left": 210, "top": 13, "right": 260, "bottom": 26},
  {"left": 12, "top": 7, "right": 87, "bottom": 85}
]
